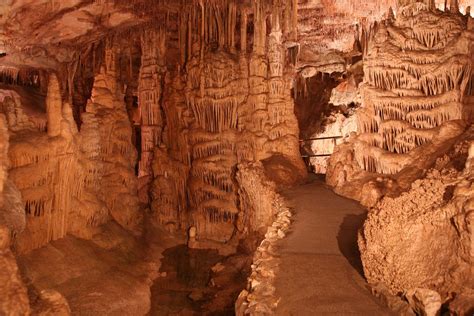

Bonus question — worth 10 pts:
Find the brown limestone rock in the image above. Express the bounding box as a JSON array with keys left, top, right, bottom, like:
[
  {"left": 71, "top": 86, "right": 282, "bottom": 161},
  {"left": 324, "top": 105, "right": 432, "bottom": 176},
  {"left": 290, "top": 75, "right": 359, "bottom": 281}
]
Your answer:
[{"left": 358, "top": 139, "right": 474, "bottom": 314}]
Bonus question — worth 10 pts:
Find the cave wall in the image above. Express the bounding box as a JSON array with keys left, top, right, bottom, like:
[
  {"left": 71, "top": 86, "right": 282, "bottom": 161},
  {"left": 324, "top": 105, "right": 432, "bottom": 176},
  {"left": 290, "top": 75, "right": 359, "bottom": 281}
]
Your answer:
[{"left": 0, "top": 113, "right": 30, "bottom": 315}]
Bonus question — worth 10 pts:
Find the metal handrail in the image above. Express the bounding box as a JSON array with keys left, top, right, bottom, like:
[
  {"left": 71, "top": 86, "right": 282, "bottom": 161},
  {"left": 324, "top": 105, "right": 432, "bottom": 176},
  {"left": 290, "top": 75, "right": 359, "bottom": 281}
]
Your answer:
[
  {"left": 299, "top": 136, "right": 343, "bottom": 142},
  {"left": 301, "top": 154, "right": 332, "bottom": 158},
  {"left": 300, "top": 136, "right": 344, "bottom": 159}
]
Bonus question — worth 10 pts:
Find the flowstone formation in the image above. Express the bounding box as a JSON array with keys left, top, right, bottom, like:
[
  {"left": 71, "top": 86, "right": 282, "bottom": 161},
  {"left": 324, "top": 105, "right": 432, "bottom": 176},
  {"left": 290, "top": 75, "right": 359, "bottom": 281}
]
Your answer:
[
  {"left": 5, "top": 75, "right": 82, "bottom": 253},
  {"left": 150, "top": 73, "right": 191, "bottom": 231},
  {"left": 327, "top": 0, "right": 474, "bottom": 203},
  {"left": 0, "top": 109, "right": 72, "bottom": 315},
  {"left": 81, "top": 43, "right": 141, "bottom": 235},
  {"left": 139, "top": 1, "right": 306, "bottom": 248}
]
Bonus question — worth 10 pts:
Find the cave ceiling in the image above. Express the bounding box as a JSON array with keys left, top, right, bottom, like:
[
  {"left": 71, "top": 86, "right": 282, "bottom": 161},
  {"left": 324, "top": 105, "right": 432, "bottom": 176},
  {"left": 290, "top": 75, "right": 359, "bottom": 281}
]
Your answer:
[{"left": 0, "top": 0, "right": 472, "bottom": 71}]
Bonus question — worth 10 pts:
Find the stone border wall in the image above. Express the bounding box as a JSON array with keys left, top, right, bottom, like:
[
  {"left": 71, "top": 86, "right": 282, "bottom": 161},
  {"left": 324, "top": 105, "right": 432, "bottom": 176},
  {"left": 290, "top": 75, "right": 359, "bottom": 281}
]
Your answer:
[{"left": 235, "top": 193, "right": 292, "bottom": 315}]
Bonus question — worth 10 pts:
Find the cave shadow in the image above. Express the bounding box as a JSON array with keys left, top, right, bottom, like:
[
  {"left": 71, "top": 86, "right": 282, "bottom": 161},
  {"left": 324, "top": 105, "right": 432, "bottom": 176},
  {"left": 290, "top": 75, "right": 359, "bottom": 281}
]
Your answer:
[
  {"left": 149, "top": 245, "right": 223, "bottom": 315},
  {"left": 158, "top": 244, "right": 222, "bottom": 288},
  {"left": 336, "top": 213, "right": 367, "bottom": 278}
]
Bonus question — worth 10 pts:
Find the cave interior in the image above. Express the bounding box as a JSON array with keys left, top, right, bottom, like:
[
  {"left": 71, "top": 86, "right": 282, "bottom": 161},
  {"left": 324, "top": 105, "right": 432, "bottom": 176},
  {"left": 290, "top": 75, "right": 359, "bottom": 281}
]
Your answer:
[{"left": 0, "top": 0, "right": 473, "bottom": 315}]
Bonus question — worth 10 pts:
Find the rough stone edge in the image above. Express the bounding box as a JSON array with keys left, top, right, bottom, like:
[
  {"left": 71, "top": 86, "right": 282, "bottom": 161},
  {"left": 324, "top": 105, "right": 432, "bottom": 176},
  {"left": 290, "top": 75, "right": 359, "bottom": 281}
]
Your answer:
[{"left": 235, "top": 193, "right": 292, "bottom": 315}]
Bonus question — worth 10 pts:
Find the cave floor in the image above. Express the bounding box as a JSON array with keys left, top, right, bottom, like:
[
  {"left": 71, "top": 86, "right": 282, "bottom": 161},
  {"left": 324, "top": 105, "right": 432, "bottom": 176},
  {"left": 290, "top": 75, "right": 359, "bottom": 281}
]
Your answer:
[
  {"left": 17, "top": 222, "right": 184, "bottom": 315},
  {"left": 274, "top": 176, "right": 393, "bottom": 315}
]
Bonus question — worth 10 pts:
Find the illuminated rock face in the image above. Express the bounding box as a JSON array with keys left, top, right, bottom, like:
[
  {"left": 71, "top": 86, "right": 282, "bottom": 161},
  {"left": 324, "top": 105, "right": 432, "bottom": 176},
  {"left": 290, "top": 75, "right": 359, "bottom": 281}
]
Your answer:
[
  {"left": 6, "top": 82, "right": 81, "bottom": 253},
  {"left": 357, "top": 2, "right": 471, "bottom": 172}
]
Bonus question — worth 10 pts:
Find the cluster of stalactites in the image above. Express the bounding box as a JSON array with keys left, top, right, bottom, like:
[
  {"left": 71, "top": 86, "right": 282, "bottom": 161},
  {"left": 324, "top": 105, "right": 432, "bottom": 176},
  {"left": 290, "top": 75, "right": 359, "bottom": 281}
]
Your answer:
[
  {"left": 11, "top": 153, "right": 82, "bottom": 252},
  {"left": 397, "top": 0, "right": 462, "bottom": 12},
  {"left": 12, "top": 41, "right": 145, "bottom": 252},
  {"left": 0, "top": 66, "right": 42, "bottom": 88},
  {"left": 358, "top": 0, "right": 471, "bottom": 56},
  {"left": 176, "top": 0, "right": 298, "bottom": 64},
  {"left": 150, "top": 74, "right": 192, "bottom": 228},
  {"left": 185, "top": 55, "right": 241, "bottom": 241}
]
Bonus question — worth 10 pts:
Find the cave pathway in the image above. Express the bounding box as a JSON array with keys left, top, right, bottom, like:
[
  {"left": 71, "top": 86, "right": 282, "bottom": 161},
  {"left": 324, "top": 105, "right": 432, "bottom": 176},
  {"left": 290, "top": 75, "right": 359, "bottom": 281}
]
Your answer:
[{"left": 274, "top": 176, "right": 393, "bottom": 315}]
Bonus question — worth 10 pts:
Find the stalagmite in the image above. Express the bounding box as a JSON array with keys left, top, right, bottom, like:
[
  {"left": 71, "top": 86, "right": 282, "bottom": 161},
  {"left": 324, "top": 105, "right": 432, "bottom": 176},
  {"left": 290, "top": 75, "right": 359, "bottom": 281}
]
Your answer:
[
  {"left": 62, "top": 102, "right": 78, "bottom": 135},
  {"left": 46, "top": 74, "right": 62, "bottom": 137},
  {"left": 84, "top": 45, "right": 142, "bottom": 234}
]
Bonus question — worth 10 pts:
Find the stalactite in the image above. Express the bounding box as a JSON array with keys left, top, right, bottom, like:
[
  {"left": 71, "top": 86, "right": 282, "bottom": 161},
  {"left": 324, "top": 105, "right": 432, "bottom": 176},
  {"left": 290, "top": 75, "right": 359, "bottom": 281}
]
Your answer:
[
  {"left": 291, "top": 0, "right": 298, "bottom": 41},
  {"left": 450, "top": 0, "right": 459, "bottom": 13},
  {"left": 253, "top": 0, "right": 267, "bottom": 55}
]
